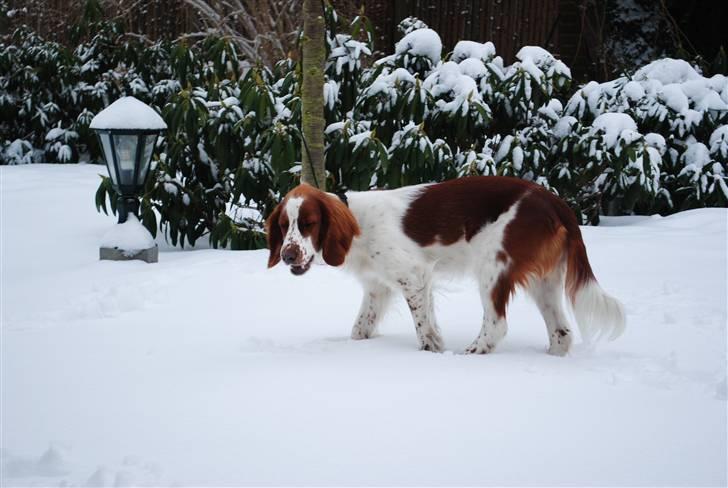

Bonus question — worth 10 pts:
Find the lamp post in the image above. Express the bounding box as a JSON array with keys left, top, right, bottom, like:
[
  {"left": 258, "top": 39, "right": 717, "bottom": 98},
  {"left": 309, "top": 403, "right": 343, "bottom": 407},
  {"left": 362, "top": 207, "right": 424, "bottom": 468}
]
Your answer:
[{"left": 90, "top": 97, "right": 167, "bottom": 263}]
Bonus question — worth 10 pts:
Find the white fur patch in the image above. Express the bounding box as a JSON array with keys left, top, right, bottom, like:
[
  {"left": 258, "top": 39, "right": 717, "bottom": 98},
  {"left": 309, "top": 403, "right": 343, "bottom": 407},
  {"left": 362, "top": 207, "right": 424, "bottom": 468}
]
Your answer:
[
  {"left": 282, "top": 197, "right": 317, "bottom": 264},
  {"left": 571, "top": 280, "right": 626, "bottom": 343}
]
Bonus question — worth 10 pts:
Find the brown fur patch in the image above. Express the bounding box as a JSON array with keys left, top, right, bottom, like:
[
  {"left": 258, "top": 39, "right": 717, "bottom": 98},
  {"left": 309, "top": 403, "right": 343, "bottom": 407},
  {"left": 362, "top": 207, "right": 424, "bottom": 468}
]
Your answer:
[
  {"left": 491, "top": 188, "right": 573, "bottom": 317},
  {"left": 265, "top": 204, "right": 283, "bottom": 268},
  {"left": 318, "top": 190, "right": 361, "bottom": 266},
  {"left": 402, "top": 176, "right": 533, "bottom": 246}
]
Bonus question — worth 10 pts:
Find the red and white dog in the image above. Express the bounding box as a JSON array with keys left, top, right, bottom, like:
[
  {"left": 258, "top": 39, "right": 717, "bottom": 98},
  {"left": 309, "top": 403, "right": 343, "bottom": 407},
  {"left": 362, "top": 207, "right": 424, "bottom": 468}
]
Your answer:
[{"left": 266, "top": 176, "right": 625, "bottom": 355}]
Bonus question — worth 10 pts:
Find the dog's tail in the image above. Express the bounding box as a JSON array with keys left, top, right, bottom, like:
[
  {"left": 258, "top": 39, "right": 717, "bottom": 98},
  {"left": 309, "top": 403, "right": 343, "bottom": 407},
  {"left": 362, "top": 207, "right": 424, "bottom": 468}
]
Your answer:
[{"left": 561, "top": 215, "right": 625, "bottom": 343}]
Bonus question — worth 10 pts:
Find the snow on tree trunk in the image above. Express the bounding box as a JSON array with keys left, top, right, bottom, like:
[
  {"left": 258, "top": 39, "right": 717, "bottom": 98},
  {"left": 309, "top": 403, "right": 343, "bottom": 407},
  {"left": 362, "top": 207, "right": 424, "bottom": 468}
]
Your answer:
[{"left": 300, "top": 0, "right": 326, "bottom": 189}]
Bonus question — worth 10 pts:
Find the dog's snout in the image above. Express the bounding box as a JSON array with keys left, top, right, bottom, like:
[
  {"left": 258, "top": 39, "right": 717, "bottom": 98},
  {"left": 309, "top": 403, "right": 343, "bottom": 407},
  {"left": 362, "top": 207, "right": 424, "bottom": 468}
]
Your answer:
[{"left": 281, "top": 246, "right": 301, "bottom": 265}]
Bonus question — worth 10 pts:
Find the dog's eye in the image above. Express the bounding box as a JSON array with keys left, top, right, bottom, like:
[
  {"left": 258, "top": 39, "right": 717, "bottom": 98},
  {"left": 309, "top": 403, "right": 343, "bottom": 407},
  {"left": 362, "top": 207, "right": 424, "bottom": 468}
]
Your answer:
[
  {"left": 280, "top": 222, "right": 289, "bottom": 230},
  {"left": 302, "top": 221, "right": 316, "bottom": 229}
]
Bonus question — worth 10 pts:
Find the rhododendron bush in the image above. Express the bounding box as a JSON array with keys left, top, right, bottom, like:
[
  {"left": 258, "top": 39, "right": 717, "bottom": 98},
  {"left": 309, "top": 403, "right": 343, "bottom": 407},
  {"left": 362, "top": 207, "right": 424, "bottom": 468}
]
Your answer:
[{"left": 2, "top": 7, "right": 726, "bottom": 248}]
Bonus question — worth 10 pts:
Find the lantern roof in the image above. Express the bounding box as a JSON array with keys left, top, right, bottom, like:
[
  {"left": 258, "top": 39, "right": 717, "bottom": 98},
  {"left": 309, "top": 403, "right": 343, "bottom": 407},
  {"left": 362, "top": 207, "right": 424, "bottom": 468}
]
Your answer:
[{"left": 90, "top": 96, "right": 167, "bottom": 131}]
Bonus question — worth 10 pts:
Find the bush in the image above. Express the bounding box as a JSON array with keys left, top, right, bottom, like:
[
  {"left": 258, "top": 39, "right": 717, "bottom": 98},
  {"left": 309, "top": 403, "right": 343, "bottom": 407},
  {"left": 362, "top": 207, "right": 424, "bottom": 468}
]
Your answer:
[{"left": 2, "top": 7, "right": 726, "bottom": 249}]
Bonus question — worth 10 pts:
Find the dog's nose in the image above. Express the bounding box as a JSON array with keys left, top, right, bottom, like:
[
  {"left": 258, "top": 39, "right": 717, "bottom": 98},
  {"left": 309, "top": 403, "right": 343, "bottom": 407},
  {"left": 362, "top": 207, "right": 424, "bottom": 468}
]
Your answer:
[{"left": 281, "top": 246, "right": 300, "bottom": 265}]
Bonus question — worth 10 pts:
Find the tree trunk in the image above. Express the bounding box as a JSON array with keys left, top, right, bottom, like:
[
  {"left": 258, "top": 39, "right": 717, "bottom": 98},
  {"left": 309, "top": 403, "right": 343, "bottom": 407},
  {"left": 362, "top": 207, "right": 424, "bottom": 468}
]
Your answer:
[{"left": 300, "top": 0, "right": 327, "bottom": 189}]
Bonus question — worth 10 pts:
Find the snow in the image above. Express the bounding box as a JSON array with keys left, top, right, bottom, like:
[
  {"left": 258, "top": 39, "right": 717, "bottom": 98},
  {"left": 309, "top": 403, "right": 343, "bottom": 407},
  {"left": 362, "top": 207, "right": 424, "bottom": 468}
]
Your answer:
[
  {"left": 324, "top": 121, "right": 345, "bottom": 134},
  {"left": 591, "top": 112, "right": 639, "bottom": 148},
  {"left": 633, "top": 58, "right": 702, "bottom": 85},
  {"left": 2, "top": 165, "right": 726, "bottom": 486},
  {"left": 696, "top": 90, "right": 728, "bottom": 112},
  {"left": 363, "top": 68, "right": 415, "bottom": 100},
  {"left": 659, "top": 83, "right": 689, "bottom": 113},
  {"left": 89, "top": 96, "right": 167, "bottom": 131},
  {"left": 4, "top": 139, "right": 34, "bottom": 164},
  {"left": 394, "top": 28, "right": 442, "bottom": 65},
  {"left": 710, "top": 125, "right": 728, "bottom": 157},
  {"left": 44, "top": 127, "right": 66, "bottom": 141},
  {"left": 323, "top": 79, "right": 339, "bottom": 110},
  {"left": 457, "top": 57, "right": 487, "bottom": 80},
  {"left": 644, "top": 132, "right": 667, "bottom": 154},
  {"left": 348, "top": 131, "right": 372, "bottom": 152},
  {"left": 328, "top": 34, "right": 371, "bottom": 75},
  {"left": 511, "top": 145, "right": 523, "bottom": 170},
  {"left": 424, "top": 62, "right": 482, "bottom": 116},
  {"left": 494, "top": 134, "right": 514, "bottom": 162},
  {"left": 565, "top": 58, "right": 725, "bottom": 137},
  {"left": 537, "top": 99, "right": 562, "bottom": 121},
  {"left": 451, "top": 40, "right": 495, "bottom": 63},
  {"left": 622, "top": 80, "right": 645, "bottom": 101},
  {"left": 520, "top": 60, "right": 543, "bottom": 91},
  {"left": 516, "top": 46, "right": 554, "bottom": 65},
  {"left": 221, "top": 96, "right": 238, "bottom": 106},
  {"left": 56, "top": 145, "right": 73, "bottom": 163},
  {"left": 553, "top": 115, "right": 577, "bottom": 139},
  {"left": 99, "top": 214, "right": 156, "bottom": 253},
  {"left": 516, "top": 45, "right": 571, "bottom": 79},
  {"left": 679, "top": 142, "right": 712, "bottom": 178}
]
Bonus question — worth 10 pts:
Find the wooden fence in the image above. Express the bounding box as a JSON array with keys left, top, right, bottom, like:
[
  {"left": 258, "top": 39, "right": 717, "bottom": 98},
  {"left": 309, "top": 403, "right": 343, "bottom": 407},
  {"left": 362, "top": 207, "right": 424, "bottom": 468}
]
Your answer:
[
  {"left": 3, "top": 0, "right": 597, "bottom": 78},
  {"left": 3, "top": 0, "right": 194, "bottom": 41},
  {"left": 366, "top": 0, "right": 595, "bottom": 78}
]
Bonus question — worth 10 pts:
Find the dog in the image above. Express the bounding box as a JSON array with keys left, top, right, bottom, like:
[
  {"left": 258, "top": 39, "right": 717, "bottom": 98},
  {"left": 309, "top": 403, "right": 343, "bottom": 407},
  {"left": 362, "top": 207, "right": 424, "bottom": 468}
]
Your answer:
[{"left": 266, "top": 176, "right": 625, "bottom": 354}]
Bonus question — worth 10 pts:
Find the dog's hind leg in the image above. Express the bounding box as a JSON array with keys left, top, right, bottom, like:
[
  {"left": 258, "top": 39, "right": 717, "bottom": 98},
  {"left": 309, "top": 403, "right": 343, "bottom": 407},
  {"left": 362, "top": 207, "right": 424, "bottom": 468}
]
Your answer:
[
  {"left": 465, "top": 268, "right": 510, "bottom": 354},
  {"left": 351, "top": 281, "right": 392, "bottom": 340},
  {"left": 527, "top": 262, "right": 572, "bottom": 356}
]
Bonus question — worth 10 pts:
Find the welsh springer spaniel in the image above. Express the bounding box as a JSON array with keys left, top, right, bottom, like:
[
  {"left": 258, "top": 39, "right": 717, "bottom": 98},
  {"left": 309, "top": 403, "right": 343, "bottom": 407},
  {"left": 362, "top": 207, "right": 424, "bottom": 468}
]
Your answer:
[{"left": 266, "top": 176, "right": 625, "bottom": 355}]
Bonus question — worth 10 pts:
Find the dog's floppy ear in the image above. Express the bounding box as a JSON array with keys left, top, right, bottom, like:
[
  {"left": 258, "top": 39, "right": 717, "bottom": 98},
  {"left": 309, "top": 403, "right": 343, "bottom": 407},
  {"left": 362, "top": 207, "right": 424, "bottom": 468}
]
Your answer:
[
  {"left": 265, "top": 202, "right": 284, "bottom": 268},
  {"left": 319, "top": 194, "right": 360, "bottom": 267}
]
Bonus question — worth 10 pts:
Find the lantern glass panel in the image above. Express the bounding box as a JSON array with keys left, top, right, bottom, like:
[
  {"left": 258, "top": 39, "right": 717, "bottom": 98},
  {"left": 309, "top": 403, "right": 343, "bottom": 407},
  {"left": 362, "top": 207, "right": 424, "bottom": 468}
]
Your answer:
[
  {"left": 113, "top": 134, "right": 140, "bottom": 187},
  {"left": 137, "top": 135, "right": 156, "bottom": 186},
  {"left": 99, "top": 133, "right": 118, "bottom": 187}
]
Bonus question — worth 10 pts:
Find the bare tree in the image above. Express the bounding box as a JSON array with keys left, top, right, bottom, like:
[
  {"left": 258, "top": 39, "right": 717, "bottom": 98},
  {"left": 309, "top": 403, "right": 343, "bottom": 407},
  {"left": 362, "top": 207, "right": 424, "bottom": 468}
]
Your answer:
[{"left": 182, "top": 0, "right": 301, "bottom": 66}]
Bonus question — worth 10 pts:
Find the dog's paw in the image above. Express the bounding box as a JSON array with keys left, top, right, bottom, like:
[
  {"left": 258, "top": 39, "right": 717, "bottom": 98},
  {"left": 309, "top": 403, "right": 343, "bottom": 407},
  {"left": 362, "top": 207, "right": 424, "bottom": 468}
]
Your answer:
[
  {"left": 547, "top": 343, "right": 569, "bottom": 356},
  {"left": 420, "top": 331, "right": 444, "bottom": 353},
  {"left": 464, "top": 339, "right": 495, "bottom": 354},
  {"left": 351, "top": 326, "right": 373, "bottom": 340},
  {"left": 547, "top": 329, "right": 572, "bottom": 356}
]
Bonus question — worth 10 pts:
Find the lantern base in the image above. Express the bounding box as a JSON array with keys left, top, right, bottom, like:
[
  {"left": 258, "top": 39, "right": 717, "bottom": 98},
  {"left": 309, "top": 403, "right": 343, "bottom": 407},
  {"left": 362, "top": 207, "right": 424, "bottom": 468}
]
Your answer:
[{"left": 100, "top": 245, "right": 158, "bottom": 263}]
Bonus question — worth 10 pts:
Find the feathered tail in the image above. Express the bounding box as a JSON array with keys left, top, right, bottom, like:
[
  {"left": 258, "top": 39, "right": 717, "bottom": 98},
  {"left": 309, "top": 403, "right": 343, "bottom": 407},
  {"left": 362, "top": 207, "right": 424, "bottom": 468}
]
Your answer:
[{"left": 563, "top": 221, "right": 626, "bottom": 343}]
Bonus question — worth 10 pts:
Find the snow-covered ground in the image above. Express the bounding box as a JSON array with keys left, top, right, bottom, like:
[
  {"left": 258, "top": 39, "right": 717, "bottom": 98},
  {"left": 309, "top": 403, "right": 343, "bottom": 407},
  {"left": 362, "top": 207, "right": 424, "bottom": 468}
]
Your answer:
[{"left": 1, "top": 164, "right": 726, "bottom": 486}]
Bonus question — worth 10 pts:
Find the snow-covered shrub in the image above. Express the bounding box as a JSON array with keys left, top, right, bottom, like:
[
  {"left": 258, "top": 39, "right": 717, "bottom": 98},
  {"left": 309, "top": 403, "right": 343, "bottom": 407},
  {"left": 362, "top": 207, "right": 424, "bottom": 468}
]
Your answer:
[
  {"left": 384, "top": 21, "right": 442, "bottom": 79},
  {"left": 423, "top": 61, "right": 491, "bottom": 149},
  {"left": 135, "top": 54, "right": 301, "bottom": 249},
  {"left": 384, "top": 122, "right": 455, "bottom": 187},
  {"left": 325, "top": 119, "right": 386, "bottom": 191},
  {"left": 0, "top": 18, "right": 174, "bottom": 165},
  {"left": 324, "top": 4, "right": 371, "bottom": 119},
  {"left": 44, "top": 124, "right": 79, "bottom": 163},
  {"left": 4, "top": 7, "right": 727, "bottom": 250},
  {"left": 487, "top": 46, "right": 571, "bottom": 130},
  {"left": 565, "top": 58, "right": 728, "bottom": 212},
  {"left": 2, "top": 139, "right": 35, "bottom": 164},
  {"left": 322, "top": 16, "right": 665, "bottom": 222}
]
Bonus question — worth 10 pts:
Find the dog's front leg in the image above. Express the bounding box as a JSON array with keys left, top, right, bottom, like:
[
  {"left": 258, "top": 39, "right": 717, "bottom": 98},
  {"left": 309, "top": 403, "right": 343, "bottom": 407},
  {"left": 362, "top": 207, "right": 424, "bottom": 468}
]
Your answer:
[
  {"left": 351, "top": 281, "right": 392, "bottom": 340},
  {"left": 398, "top": 275, "right": 444, "bottom": 352}
]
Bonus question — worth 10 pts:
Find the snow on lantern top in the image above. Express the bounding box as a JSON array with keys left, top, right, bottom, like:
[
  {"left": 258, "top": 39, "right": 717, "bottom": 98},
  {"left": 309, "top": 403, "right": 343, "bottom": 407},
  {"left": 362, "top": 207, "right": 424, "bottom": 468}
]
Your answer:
[{"left": 90, "top": 96, "right": 167, "bottom": 131}]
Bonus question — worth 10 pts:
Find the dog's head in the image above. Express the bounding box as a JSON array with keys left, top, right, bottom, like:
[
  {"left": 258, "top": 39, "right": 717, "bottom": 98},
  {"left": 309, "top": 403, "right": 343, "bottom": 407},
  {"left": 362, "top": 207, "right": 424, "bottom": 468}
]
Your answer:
[{"left": 266, "top": 184, "right": 360, "bottom": 275}]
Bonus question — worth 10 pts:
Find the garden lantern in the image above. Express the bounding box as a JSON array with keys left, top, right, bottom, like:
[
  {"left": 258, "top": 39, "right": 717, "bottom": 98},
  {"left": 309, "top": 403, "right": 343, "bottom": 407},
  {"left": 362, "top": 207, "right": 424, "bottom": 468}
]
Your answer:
[
  {"left": 91, "top": 96, "right": 167, "bottom": 223},
  {"left": 90, "top": 96, "right": 167, "bottom": 263}
]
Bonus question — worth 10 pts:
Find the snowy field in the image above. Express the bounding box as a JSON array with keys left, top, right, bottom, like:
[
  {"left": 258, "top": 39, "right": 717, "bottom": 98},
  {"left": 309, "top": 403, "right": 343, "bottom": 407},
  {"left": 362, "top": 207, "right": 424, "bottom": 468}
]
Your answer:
[{"left": 1, "top": 164, "right": 726, "bottom": 486}]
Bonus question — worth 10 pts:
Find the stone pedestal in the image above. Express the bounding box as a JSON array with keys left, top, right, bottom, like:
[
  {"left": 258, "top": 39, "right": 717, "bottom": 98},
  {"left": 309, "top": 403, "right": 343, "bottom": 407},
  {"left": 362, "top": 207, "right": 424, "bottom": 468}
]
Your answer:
[{"left": 100, "top": 245, "right": 158, "bottom": 263}]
